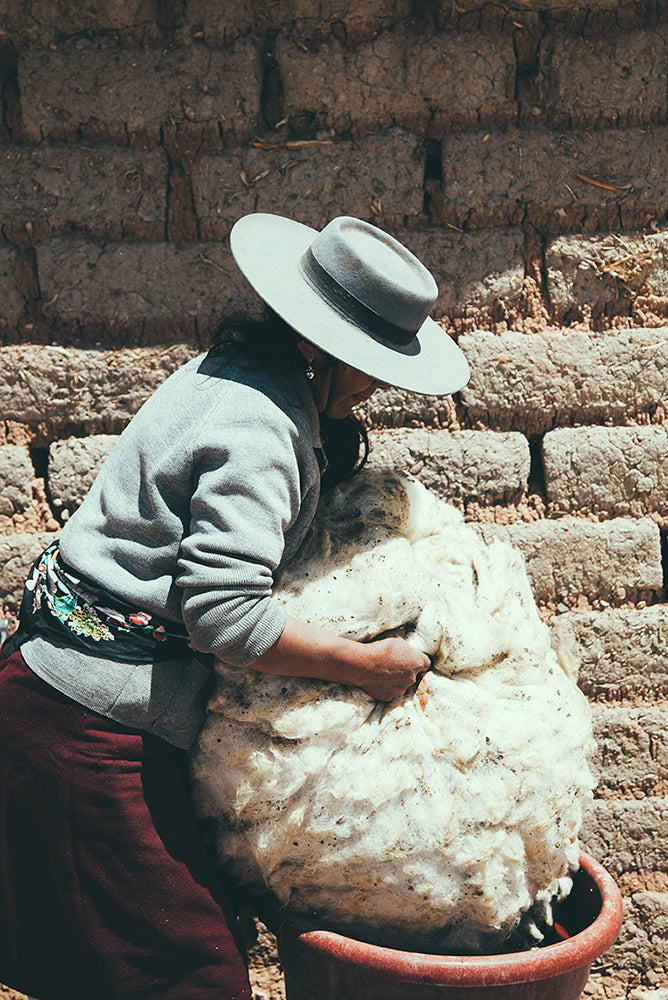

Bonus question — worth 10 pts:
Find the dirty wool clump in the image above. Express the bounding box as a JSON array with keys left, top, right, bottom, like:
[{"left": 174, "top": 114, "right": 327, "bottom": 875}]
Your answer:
[{"left": 190, "top": 470, "right": 596, "bottom": 954}]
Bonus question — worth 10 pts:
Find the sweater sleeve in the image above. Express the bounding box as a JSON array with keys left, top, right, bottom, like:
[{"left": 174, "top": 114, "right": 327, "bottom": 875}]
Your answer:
[{"left": 176, "top": 384, "right": 313, "bottom": 666}]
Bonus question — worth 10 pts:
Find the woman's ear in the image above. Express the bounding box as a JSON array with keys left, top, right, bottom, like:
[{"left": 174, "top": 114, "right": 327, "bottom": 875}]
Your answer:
[
  {"left": 296, "top": 341, "right": 329, "bottom": 368},
  {"left": 296, "top": 340, "right": 315, "bottom": 365},
  {"left": 296, "top": 342, "right": 335, "bottom": 412}
]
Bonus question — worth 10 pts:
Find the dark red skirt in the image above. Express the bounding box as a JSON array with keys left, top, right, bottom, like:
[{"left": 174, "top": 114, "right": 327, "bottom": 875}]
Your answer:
[{"left": 0, "top": 647, "right": 252, "bottom": 1000}]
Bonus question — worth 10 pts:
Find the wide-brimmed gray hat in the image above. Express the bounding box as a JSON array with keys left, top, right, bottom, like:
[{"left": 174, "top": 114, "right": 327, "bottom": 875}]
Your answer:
[{"left": 229, "top": 213, "right": 470, "bottom": 395}]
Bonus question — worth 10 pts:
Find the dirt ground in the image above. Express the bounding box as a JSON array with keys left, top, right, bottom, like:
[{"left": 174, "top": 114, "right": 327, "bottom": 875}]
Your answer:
[
  {"left": 0, "top": 931, "right": 634, "bottom": 999},
  {"left": 248, "top": 924, "right": 286, "bottom": 1000}
]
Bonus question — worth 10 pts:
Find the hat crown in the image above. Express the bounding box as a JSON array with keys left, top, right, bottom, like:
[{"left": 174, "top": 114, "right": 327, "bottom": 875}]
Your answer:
[{"left": 309, "top": 217, "right": 437, "bottom": 333}]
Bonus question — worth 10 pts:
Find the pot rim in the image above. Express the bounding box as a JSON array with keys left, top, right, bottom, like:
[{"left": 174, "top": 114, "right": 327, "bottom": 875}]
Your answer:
[{"left": 268, "top": 851, "right": 624, "bottom": 987}]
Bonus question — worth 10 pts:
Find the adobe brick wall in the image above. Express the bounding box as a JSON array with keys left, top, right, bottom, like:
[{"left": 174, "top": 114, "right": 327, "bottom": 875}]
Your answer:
[{"left": 1, "top": 1, "right": 667, "bottom": 997}]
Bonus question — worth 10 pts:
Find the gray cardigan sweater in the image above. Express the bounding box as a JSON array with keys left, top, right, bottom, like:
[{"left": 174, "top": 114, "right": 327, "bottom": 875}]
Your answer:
[{"left": 21, "top": 350, "right": 324, "bottom": 748}]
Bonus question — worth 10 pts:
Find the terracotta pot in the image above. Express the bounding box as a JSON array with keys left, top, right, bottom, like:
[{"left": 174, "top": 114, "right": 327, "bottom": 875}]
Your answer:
[{"left": 259, "top": 851, "right": 623, "bottom": 1000}]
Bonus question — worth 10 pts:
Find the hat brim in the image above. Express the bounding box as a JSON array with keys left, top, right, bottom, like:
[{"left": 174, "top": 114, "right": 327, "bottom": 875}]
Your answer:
[{"left": 230, "top": 214, "right": 470, "bottom": 396}]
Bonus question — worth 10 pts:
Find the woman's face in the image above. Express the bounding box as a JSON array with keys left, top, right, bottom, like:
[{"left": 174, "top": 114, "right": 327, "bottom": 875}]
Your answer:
[
  {"left": 298, "top": 341, "right": 385, "bottom": 418},
  {"left": 322, "top": 361, "right": 384, "bottom": 419}
]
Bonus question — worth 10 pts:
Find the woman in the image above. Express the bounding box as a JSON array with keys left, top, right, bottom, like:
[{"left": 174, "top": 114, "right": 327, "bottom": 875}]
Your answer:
[{"left": 0, "top": 213, "right": 469, "bottom": 999}]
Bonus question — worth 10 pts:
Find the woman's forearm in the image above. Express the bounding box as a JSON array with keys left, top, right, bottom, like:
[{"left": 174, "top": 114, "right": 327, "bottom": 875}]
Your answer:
[{"left": 251, "top": 615, "right": 430, "bottom": 702}]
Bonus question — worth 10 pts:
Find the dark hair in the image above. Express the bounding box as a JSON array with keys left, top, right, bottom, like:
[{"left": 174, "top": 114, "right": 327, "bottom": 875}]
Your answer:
[
  {"left": 209, "top": 311, "right": 302, "bottom": 371},
  {"left": 208, "top": 311, "right": 369, "bottom": 490}
]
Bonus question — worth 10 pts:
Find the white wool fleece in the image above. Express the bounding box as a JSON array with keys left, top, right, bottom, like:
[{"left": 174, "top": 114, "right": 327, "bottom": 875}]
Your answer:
[{"left": 190, "top": 470, "right": 596, "bottom": 954}]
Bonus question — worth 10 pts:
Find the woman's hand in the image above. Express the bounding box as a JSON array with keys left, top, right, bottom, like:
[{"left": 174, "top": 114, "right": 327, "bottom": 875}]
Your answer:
[
  {"left": 355, "top": 634, "right": 431, "bottom": 701},
  {"left": 251, "top": 616, "right": 431, "bottom": 702}
]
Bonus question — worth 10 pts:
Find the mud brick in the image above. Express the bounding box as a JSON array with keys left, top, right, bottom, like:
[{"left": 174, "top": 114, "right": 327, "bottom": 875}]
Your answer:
[
  {"left": 396, "top": 227, "right": 525, "bottom": 317},
  {"left": 0, "top": 344, "right": 195, "bottom": 433},
  {"left": 551, "top": 607, "right": 668, "bottom": 700},
  {"left": 543, "top": 425, "right": 668, "bottom": 515},
  {"left": 459, "top": 327, "right": 668, "bottom": 434},
  {"left": 547, "top": 232, "right": 668, "bottom": 319},
  {"left": 0, "top": 0, "right": 162, "bottom": 47},
  {"left": 19, "top": 38, "right": 261, "bottom": 145},
  {"left": 48, "top": 434, "right": 119, "bottom": 514},
  {"left": 581, "top": 799, "right": 668, "bottom": 874},
  {"left": 0, "top": 145, "right": 167, "bottom": 242},
  {"left": 360, "top": 385, "right": 459, "bottom": 430},
  {"left": 539, "top": 29, "right": 668, "bottom": 128},
  {"left": 367, "top": 428, "right": 530, "bottom": 503},
  {"left": 34, "top": 240, "right": 258, "bottom": 334},
  {"left": 276, "top": 29, "right": 515, "bottom": 136},
  {"left": 609, "top": 890, "right": 668, "bottom": 984},
  {"left": 0, "top": 246, "right": 21, "bottom": 326},
  {"left": 184, "top": 0, "right": 409, "bottom": 46},
  {"left": 591, "top": 704, "right": 668, "bottom": 797},
  {"left": 448, "top": 0, "right": 626, "bottom": 18},
  {"left": 0, "top": 531, "right": 59, "bottom": 611},
  {"left": 183, "top": 0, "right": 255, "bottom": 43},
  {"left": 474, "top": 517, "right": 663, "bottom": 604},
  {"left": 438, "top": 127, "right": 668, "bottom": 232},
  {"left": 193, "top": 130, "right": 425, "bottom": 238},
  {"left": 0, "top": 444, "right": 33, "bottom": 516}
]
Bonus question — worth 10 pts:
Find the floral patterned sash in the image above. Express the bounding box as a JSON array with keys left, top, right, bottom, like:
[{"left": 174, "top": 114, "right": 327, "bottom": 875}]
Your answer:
[{"left": 7, "top": 542, "right": 191, "bottom": 663}]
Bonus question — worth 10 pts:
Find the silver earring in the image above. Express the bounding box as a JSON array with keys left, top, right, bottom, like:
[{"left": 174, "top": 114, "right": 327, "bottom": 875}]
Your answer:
[{"left": 306, "top": 360, "right": 315, "bottom": 380}]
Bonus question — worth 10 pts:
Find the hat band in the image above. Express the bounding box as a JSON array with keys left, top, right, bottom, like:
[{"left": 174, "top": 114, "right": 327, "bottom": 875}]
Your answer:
[{"left": 300, "top": 248, "right": 417, "bottom": 347}]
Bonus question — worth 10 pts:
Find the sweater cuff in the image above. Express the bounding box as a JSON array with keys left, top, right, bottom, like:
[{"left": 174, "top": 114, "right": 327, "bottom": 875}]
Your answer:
[{"left": 210, "top": 599, "right": 288, "bottom": 668}]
